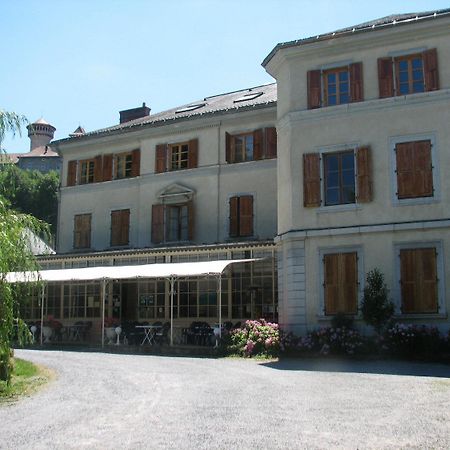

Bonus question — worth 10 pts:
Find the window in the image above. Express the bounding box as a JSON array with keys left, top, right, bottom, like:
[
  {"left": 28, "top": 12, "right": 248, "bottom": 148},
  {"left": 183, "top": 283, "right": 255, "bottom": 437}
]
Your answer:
[
  {"left": 225, "top": 127, "right": 276, "bottom": 163},
  {"left": 138, "top": 281, "right": 166, "bottom": 320},
  {"left": 323, "top": 151, "right": 355, "bottom": 205},
  {"left": 155, "top": 139, "right": 198, "bottom": 173},
  {"left": 229, "top": 195, "right": 253, "bottom": 238},
  {"left": 399, "top": 248, "right": 438, "bottom": 314},
  {"left": 323, "top": 67, "right": 350, "bottom": 106},
  {"left": 114, "top": 152, "right": 133, "bottom": 179},
  {"left": 79, "top": 159, "right": 95, "bottom": 184},
  {"left": 303, "top": 147, "right": 372, "bottom": 207},
  {"left": 323, "top": 252, "right": 358, "bottom": 315},
  {"left": 307, "top": 62, "right": 363, "bottom": 109},
  {"left": 73, "top": 214, "right": 91, "bottom": 249},
  {"left": 170, "top": 143, "right": 189, "bottom": 171},
  {"left": 110, "top": 209, "right": 130, "bottom": 247},
  {"left": 151, "top": 202, "right": 194, "bottom": 244},
  {"left": 378, "top": 48, "right": 439, "bottom": 98},
  {"left": 394, "top": 139, "right": 434, "bottom": 200}
]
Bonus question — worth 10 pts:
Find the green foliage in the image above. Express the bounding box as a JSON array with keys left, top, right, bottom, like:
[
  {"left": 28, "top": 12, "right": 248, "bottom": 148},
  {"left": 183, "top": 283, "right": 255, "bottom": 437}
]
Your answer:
[
  {"left": 0, "top": 110, "right": 27, "bottom": 145},
  {"left": 361, "top": 269, "right": 394, "bottom": 334},
  {"left": 0, "top": 165, "right": 59, "bottom": 235},
  {"left": 0, "top": 196, "right": 48, "bottom": 384},
  {"left": 331, "top": 312, "right": 354, "bottom": 330},
  {"left": 227, "top": 319, "right": 280, "bottom": 358}
]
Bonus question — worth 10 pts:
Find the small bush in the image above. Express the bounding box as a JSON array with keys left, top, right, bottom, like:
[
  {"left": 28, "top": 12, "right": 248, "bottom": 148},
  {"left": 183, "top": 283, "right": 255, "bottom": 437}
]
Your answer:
[
  {"left": 228, "top": 319, "right": 280, "bottom": 358},
  {"left": 331, "top": 312, "right": 354, "bottom": 330}
]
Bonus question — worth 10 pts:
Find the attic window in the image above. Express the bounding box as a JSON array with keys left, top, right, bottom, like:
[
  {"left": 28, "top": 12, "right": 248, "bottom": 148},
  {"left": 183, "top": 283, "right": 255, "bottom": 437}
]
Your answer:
[
  {"left": 175, "top": 103, "right": 205, "bottom": 114},
  {"left": 233, "top": 92, "right": 263, "bottom": 103}
]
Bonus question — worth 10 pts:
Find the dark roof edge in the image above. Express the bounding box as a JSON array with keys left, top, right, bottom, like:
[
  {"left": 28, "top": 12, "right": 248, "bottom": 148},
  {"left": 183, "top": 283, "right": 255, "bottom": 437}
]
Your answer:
[
  {"left": 50, "top": 98, "right": 277, "bottom": 147},
  {"left": 262, "top": 9, "right": 450, "bottom": 67}
]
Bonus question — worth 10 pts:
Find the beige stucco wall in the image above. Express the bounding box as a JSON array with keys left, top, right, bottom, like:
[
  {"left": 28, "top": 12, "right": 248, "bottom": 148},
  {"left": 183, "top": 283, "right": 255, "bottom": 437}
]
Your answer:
[{"left": 56, "top": 108, "right": 277, "bottom": 253}]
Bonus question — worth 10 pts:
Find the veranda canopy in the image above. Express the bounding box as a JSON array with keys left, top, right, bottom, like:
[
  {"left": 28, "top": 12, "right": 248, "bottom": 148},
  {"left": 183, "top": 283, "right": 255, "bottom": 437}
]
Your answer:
[{"left": 5, "top": 258, "right": 259, "bottom": 347}]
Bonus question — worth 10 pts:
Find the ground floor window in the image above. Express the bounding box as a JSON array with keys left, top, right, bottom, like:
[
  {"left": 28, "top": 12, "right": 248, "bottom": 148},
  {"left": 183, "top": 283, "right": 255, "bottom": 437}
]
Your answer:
[
  {"left": 138, "top": 280, "right": 166, "bottom": 320},
  {"left": 63, "top": 283, "right": 101, "bottom": 319}
]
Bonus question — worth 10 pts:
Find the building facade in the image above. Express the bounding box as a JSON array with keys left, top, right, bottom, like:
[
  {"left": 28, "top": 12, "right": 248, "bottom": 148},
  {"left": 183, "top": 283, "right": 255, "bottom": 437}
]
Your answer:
[{"left": 263, "top": 9, "right": 450, "bottom": 334}]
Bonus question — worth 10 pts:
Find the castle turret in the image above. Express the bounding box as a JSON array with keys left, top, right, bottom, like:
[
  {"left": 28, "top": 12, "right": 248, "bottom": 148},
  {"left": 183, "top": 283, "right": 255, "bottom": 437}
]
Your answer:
[{"left": 27, "top": 118, "right": 56, "bottom": 151}]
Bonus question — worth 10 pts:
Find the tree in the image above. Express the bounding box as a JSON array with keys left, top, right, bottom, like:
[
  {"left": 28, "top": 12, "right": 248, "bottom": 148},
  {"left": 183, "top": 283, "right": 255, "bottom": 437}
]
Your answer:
[
  {"left": 361, "top": 269, "right": 395, "bottom": 335},
  {"left": 0, "top": 110, "right": 27, "bottom": 145},
  {"left": 0, "top": 111, "right": 48, "bottom": 384}
]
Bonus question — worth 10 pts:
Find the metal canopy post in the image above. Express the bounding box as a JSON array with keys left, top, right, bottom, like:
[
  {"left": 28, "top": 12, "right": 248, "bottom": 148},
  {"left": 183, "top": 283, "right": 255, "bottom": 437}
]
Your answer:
[
  {"left": 40, "top": 283, "right": 45, "bottom": 345},
  {"left": 169, "top": 277, "right": 175, "bottom": 346},
  {"left": 101, "top": 279, "right": 106, "bottom": 348},
  {"left": 218, "top": 274, "right": 222, "bottom": 339}
]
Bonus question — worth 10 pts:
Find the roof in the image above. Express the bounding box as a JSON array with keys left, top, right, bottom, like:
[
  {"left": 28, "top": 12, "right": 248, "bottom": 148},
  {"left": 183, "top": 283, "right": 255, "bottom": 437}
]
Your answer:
[
  {"left": 52, "top": 83, "right": 277, "bottom": 145},
  {"left": 32, "top": 117, "right": 51, "bottom": 126},
  {"left": 262, "top": 8, "right": 450, "bottom": 67},
  {"left": 19, "top": 145, "right": 59, "bottom": 159},
  {"left": 0, "top": 153, "right": 21, "bottom": 164}
]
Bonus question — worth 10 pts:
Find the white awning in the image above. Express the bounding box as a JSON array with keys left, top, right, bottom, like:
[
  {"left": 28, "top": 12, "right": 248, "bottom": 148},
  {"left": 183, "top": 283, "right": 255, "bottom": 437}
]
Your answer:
[{"left": 5, "top": 259, "right": 259, "bottom": 283}]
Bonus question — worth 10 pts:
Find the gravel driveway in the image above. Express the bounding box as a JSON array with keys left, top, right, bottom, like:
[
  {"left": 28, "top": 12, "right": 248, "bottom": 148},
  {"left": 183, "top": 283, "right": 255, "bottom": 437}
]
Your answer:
[{"left": 0, "top": 349, "right": 449, "bottom": 449}]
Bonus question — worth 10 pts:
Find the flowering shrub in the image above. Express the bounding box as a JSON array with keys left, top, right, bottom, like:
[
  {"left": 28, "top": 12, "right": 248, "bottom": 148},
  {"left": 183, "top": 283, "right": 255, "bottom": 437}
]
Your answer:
[
  {"left": 228, "top": 319, "right": 280, "bottom": 358},
  {"left": 382, "top": 323, "right": 442, "bottom": 356},
  {"left": 297, "top": 326, "right": 365, "bottom": 356}
]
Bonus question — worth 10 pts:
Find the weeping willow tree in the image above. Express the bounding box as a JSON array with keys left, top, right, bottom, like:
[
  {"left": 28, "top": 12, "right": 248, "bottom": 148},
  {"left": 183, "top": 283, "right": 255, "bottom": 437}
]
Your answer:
[{"left": 0, "top": 110, "right": 48, "bottom": 384}]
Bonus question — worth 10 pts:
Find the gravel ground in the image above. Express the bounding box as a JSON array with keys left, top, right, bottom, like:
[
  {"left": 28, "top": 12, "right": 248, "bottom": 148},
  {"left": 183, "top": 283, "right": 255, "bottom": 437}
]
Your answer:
[{"left": 0, "top": 349, "right": 449, "bottom": 450}]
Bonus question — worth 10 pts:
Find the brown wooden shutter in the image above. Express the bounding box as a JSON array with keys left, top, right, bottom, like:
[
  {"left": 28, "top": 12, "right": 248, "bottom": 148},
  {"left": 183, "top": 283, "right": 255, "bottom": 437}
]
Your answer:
[
  {"left": 341, "top": 253, "right": 358, "bottom": 314},
  {"left": 67, "top": 160, "right": 77, "bottom": 186},
  {"left": 395, "top": 142, "right": 414, "bottom": 199},
  {"left": 253, "top": 129, "right": 263, "bottom": 160},
  {"left": 110, "top": 211, "right": 121, "bottom": 246},
  {"left": 188, "top": 138, "right": 198, "bottom": 169},
  {"left": 94, "top": 155, "right": 103, "bottom": 183},
  {"left": 187, "top": 201, "right": 194, "bottom": 241},
  {"left": 151, "top": 204, "right": 165, "bottom": 244},
  {"left": 324, "top": 254, "right": 339, "bottom": 315},
  {"left": 229, "top": 197, "right": 239, "bottom": 237},
  {"left": 349, "top": 62, "right": 363, "bottom": 102},
  {"left": 400, "top": 248, "right": 438, "bottom": 313},
  {"left": 356, "top": 146, "right": 372, "bottom": 202},
  {"left": 307, "top": 70, "right": 321, "bottom": 109},
  {"left": 423, "top": 48, "right": 439, "bottom": 92},
  {"left": 73, "top": 215, "right": 82, "bottom": 248},
  {"left": 102, "top": 154, "right": 113, "bottom": 181},
  {"left": 120, "top": 209, "right": 130, "bottom": 245},
  {"left": 111, "top": 209, "right": 129, "bottom": 246},
  {"left": 264, "top": 127, "right": 277, "bottom": 159},
  {"left": 155, "top": 144, "right": 167, "bottom": 173},
  {"left": 131, "top": 149, "right": 141, "bottom": 177},
  {"left": 239, "top": 195, "right": 253, "bottom": 237},
  {"left": 303, "top": 153, "right": 321, "bottom": 207},
  {"left": 225, "top": 132, "right": 232, "bottom": 163},
  {"left": 378, "top": 57, "right": 394, "bottom": 98}
]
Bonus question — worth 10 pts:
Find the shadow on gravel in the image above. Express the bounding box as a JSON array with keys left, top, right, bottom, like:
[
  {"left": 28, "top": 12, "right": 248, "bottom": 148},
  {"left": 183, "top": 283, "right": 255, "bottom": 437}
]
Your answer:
[{"left": 261, "top": 358, "right": 450, "bottom": 378}]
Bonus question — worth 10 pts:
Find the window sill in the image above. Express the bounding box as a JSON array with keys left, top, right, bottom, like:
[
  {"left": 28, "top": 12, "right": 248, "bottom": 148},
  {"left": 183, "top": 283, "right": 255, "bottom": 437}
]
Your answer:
[
  {"left": 393, "top": 197, "right": 439, "bottom": 207},
  {"left": 393, "top": 313, "right": 447, "bottom": 320},
  {"left": 316, "top": 314, "right": 361, "bottom": 321},
  {"left": 316, "top": 204, "right": 361, "bottom": 214}
]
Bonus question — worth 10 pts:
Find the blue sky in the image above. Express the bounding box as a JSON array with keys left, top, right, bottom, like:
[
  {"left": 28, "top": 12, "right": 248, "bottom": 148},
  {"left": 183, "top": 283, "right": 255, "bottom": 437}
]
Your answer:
[{"left": 1, "top": 0, "right": 449, "bottom": 153}]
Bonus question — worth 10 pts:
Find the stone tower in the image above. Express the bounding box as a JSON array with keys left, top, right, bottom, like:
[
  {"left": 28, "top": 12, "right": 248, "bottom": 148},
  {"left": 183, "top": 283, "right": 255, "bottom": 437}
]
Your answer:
[{"left": 27, "top": 118, "right": 56, "bottom": 151}]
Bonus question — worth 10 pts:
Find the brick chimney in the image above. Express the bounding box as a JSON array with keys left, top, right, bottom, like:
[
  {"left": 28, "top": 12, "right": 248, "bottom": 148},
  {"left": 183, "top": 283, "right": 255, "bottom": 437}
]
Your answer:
[{"left": 119, "top": 102, "right": 151, "bottom": 124}]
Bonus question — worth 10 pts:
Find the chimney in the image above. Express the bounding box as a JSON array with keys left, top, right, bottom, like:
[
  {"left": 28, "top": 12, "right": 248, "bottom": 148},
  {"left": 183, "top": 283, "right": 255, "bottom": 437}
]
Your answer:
[{"left": 119, "top": 102, "right": 151, "bottom": 124}]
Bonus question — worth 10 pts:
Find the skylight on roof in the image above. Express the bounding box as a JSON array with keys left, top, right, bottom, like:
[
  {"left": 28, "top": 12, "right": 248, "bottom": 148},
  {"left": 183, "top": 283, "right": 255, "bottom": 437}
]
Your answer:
[
  {"left": 233, "top": 92, "right": 263, "bottom": 103},
  {"left": 175, "top": 103, "right": 205, "bottom": 114}
]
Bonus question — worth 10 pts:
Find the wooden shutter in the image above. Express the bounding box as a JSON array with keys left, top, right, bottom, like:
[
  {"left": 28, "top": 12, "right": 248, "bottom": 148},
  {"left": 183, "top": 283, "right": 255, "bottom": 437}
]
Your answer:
[
  {"left": 400, "top": 248, "right": 438, "bottom": 313},
  {"left": 225, "top": 132, "right": 232, "bottom": 163},
  {"left": 303, "top": 153, "right": 321, "bottom": 207},
  {"left": 423, "top": 48, "right": 439, "bottom": 92},
  {"left": 396, "top": 141, "right": 433, "bottom": 199},
  {"left": 264, "top": 127, "right": 277, "bottom": 159},
  {"left": 74, "top": 214, "right": 91, "bottom": 249},
  {"left": 349, "top": 62, "right": 363, "bottom": 102},
  {"left": 187, "top": 201, "right": 194, "bottom": 241},
  {"left": 356, "top": 146, "right": 372, "bottom": 202},
  {"left": 102, "top": 154, "right": 113, "bottom": 181},
  {"left": 253, "top": 129, "right": 263, "bottom": 160},
  {"left": 378, "top": 57, "right": 394, "bottom": 98},
  {"left": 239, "top": 195, "right": 253, "bottom": 237},
  {"left": 111, "top": 209, "right": 129, "bottom": 246},
  {"left": 93, "top": 155, "right": 103, "bottom": 183},
  {"left": 324, "top": 253, "right": 357, "bottom": 315},
  {"left": 188, "top": 138, "right": 198, "bottom": 169},
  {"left": 229, "top": 197, "right": 239, "bottom": 237},
  {"left": 155, "top": 144, "right": 167, "bottom": 173},
  {"left": 67, "top": 160, "right": 77, "bottom": 186},
  {"left": 151, "top": 204, "right": 164, "bottom": 244},
  {"left": 131, "top": 149, "right": 141, "bottom": 177},
  {"left": 307, "top": 70, "right": 321, "bottom": 109}
]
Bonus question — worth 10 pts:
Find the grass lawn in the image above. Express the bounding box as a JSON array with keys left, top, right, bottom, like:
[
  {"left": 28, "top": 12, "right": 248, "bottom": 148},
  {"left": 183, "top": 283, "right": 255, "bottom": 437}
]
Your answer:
[{"left": 0, "top": 358, "right": 52, "bottom": 403}]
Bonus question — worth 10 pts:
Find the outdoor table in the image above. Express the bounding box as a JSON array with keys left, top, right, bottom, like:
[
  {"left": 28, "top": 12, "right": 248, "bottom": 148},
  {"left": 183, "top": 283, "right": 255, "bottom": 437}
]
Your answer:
[{"left": 135, "top": 325, "right": 162, "bottom": 345}]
